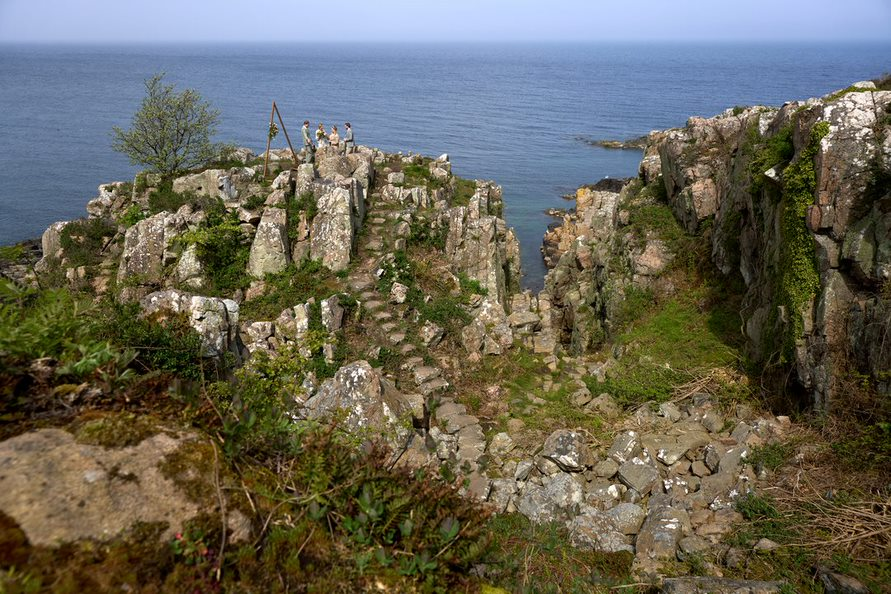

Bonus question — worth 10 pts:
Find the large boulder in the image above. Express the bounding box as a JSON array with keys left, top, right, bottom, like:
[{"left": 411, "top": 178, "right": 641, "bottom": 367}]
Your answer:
[
  {"left": 540, "top": 429, "right": 595, "bottom": 472},
  {"left": 248, "top": 194, "right": 290, "bottom": 278},
  {"left": 0, "top": 428, "right": 199, "bottom": 545},
  {"left": 303, "top": 361, "right": 413, "bottom": 443},
  {"left": 566, "top": 505, "right": 633, "bottom": 554},
  {"left": 117, "top": 210, "right": 193, "bottom": 299},
  {"left": 140, "top": 289, "right": 239, "bottom": 358},
  {"left": 39, "top": 221, "right": 69, "bottom": 262},
  {"left": 86, "top": 182, "right": 132, "bottom": 220},
  {"left": 310, "top": 186, "right": 356, "bottom": 271},
  {"left": 172, "top": 166, "right": 260, "bottom": 206},
  {"left": 461, "top": 297, "right": 514, "bottom": 355},
  {"left": 516, "top": 473, "right": 584, "bottom": 524}
]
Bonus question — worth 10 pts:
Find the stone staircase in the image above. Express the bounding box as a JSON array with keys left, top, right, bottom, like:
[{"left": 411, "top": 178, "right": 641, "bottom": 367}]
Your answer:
[{"left": 334, "top": 186, "right": 493, "bottom": 498}]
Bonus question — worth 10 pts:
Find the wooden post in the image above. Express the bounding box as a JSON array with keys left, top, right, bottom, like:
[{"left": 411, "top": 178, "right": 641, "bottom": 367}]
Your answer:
[
  {"left": 262, "top": 101, "right": 276, "bottom": 180},
  {"left": 273, "top": 103, "right": 299, "bottom": 168}
]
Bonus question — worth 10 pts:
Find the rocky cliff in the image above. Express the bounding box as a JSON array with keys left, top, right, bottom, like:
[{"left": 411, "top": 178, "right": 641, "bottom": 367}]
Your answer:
[
  {"left": 3, "top": 83, "right": 888, "bottom": 591},
  {"left": 542, "top": 80, "right": 891, "bottom": 411}
]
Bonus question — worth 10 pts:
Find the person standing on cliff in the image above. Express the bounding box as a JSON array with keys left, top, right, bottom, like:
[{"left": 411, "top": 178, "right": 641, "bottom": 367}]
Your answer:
[
  {"left": 343, "top": 122, "right": 354, "bottom": 154},
  {"left": 316, "top": 123, "right": 329, "bottom": 148},
  {"left": 301, "top": 120, "right": 315, "bottom": 164}
]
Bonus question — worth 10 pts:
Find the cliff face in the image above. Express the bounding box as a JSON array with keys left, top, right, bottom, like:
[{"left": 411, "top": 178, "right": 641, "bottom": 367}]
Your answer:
[{"left": 544, "top": 81, "right": 891, "bottom": 410}]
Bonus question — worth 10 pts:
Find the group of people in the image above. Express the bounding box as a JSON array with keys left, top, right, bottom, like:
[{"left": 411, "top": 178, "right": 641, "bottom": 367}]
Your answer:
[{"left": 301, "top": 120, "right": 354, "bottom": 163}]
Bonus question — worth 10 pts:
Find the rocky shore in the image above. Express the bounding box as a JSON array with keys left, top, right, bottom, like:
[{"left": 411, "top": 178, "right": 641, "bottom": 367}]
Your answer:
[{"left": 1, "top": 78, "right": 888, "bottom": 592}]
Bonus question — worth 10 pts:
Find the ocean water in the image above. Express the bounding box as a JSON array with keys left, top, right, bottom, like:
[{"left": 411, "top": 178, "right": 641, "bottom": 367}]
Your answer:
[{"left": 1, "top": 42, "right": 888, "bottom": 289}]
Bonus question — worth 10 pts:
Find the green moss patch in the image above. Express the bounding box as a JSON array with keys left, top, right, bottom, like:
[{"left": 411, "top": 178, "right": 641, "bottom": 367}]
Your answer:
[
  {"left": 72, "top": 413, "right": 166, "bottom": 448},
  {"left": 483, "top": 514, "right": 635, "bottom": 591},
  {"left": 773, "top": 122, "right": 828, "bottom": 361}
]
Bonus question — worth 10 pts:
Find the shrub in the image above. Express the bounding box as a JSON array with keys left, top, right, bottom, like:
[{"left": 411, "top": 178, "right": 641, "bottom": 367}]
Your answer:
[
  {"left": 97, "top": 300, "right": 205, "bottom": 381},
  {"left": 451, "top": 177, "right": 477, "bottom": 207},
  {"left": 287, "top": 191, "right": 317, "bottom": 241},
  {"left": 147, "top": 182, "right": 206, "bottom": 214},
  {"left": 118, "top": 203, "right": 147, "bottom": 228},
  {"left": 226, "top": 424, "right": 494, "bottom": 590},
  {"left": 0, "top": 282, "right": 132, "bottom": 383},
  {"left": 402, "top": 163, "right": 445, "bottom": 191},
  {"left": 180, "top": 204, "right": 251, "bottom": 295},
  {"left": 409, "top": 218, "right": 447, "bottom": 250},
  {"left": 748, "top": 123, "right": 794, "bottom": 196},
  {"left": 239, "top": 259, "right": 338, "bottom": 321},
  {"left": 59, "top": 217, "right": 117, "bottom": 267},
  {"left": 376, "top": 251, "right": 415, "bottom": 293}
]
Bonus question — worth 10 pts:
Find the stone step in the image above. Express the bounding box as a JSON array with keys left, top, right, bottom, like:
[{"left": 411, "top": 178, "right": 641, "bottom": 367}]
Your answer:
[
  {"left": 373, "top": 311, "right": 392, "bottom": 322},
  {"left": 435, "top": 400, "right": 467, "bottom": 420},
  {"left": 444, "top": 413, "right": 478, "bottom": 434},
  {"left": 413, "top": 366, "right": 442, "bottom": 386},
  {"left": 400, "top": 357, "right": 424, "bottom": 372},
  {"left": 399, "top": 343, "right": 417, "bottom": 355},
  {"left": 364, "top": 300, "right": 384, "bottom": 311},
  {"left": 348, "top": 275, "right": 376, "bottom": 292},
  {"left": 388, "top": 332, "right": 406, "bottom": 345}
]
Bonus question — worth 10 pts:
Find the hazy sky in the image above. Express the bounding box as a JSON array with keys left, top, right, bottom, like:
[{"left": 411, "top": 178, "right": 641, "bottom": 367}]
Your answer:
[{"left": 1, "top": 0, "right": 890, "bottom": 43}]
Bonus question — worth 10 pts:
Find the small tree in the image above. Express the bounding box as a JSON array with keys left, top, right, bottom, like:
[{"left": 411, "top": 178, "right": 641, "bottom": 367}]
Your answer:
[{"left": 112, "top": 73, "right": 222, "bottom": 176}]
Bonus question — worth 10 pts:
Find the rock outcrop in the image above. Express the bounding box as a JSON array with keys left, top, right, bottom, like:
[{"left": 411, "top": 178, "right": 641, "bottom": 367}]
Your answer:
[
  {"left": 657, "top": 86, "right": 891, "bottom": 409},
  {"left": 140, "top": 289, "right": 240, "bottom": 358},
  {"left": 541, "top": 83, "right": 891, "bottom": 409},
  {"left": 310, "top": 185, "right": 360, "bottom": 272},
  {"left": 172, "top": 165, "right": 262, "bottom": 207},
  {"left": 303, "top": 360, "right": 414, "bottom": 444},
  {"left": 445, "top": 182, "right": 521, "bottom": 308},
  {"left": 0, "top": 426, "right": 248, "bottom": 546},
  {"left": 247, "top": 192, "right": 290, "bottom": 278}
]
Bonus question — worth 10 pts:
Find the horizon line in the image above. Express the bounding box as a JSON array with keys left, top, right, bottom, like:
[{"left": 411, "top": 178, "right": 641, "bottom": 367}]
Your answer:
[{"left": 2, "top": 38, "right": 890, "bottom": 45}]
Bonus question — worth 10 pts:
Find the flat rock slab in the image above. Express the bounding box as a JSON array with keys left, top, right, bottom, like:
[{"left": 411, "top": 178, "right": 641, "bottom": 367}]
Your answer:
[
  {"left": 617, "top": 458, "right": 660, "bottom": 495},
  {"left": 444, "top": 413, "right": 478, "bottom": 434},
  {"left": 420, "top": 377, "right": 449, "bottom": 396},
  {"left": 0, "top": 428, "right": 198, "bottom": 546},
  {"left": 435, "top": 400, "right": 467, "bottom": 420},
  {"left": 413, "top": 366, "right": 442, "bottom": 386},
  {"left": 541, "top": 429, "right": 595, "bottom": 472}
]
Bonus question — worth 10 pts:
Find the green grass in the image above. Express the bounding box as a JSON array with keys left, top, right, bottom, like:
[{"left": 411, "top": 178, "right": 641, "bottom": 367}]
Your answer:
[
  {"left": 483, "top": 514, "right": 636, "bottom": 593},
  {"left": 832, "top": 422, "right": 891, "bottom": 471},
  {"left": 748, "top": 442, "right": 795, "bottom": 472},
  {"left": 402, "top": 163, "right": 446, "bottom": 191},
  {"left": 239, "top": 259, "right": 339, "bottom": 321},
  {"left": 589, "top": 289, "right": 742, "bottom": 408},
  {"left": 452, "top": 177, "right": 477, "bottom": 207},
  {"left": 824, "top": 85, "right": 875, "bottom": 103}
]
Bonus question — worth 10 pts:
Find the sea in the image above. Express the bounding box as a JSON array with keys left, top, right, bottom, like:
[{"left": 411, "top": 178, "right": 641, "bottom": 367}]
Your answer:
[{"left": 1, "top": 42, "right": 889, "bottom": 289}]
